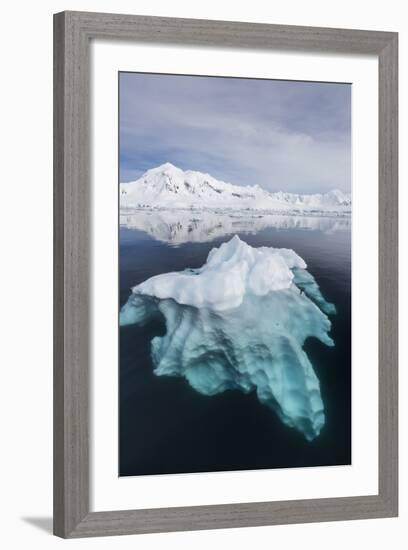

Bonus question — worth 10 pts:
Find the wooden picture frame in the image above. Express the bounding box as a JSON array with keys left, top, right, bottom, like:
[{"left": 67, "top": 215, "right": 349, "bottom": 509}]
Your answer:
[{"left": 53, "top": 11, "right": 398, "bottom": 538}]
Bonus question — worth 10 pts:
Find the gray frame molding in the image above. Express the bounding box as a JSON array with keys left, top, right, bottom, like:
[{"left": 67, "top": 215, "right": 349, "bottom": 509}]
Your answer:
[{"left": 54, "top": 11, "right": 398, "bottom": 538}]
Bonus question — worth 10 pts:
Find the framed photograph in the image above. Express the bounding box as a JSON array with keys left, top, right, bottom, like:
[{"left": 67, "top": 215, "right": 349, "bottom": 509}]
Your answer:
[{"left": 53, "top": 11, "right": 398, "bottom": 538}]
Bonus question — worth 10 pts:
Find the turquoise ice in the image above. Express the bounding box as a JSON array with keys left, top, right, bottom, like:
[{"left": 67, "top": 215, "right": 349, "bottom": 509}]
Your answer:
[{"left": 120, "top": 236, "right": 336, "bottom": 441}]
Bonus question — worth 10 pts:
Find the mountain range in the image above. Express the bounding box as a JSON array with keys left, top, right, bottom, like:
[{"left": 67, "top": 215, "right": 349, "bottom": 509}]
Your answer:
[{"left": 120, "top": 163, "right": 351, "bottom": 213}]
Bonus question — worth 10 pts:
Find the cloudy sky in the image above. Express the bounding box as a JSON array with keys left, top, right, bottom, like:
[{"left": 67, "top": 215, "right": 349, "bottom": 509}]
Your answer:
[{"left": 119, "top": 72, "right": 351, "bottom": 194}]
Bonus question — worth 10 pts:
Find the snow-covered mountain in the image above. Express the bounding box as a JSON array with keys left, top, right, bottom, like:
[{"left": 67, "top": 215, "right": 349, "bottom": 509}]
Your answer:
[{"left": 120, "top": 163, "right": 351, "bottom": 213}]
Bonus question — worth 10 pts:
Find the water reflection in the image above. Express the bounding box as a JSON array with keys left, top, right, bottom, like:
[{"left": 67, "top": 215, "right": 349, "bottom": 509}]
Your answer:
[{"left": 120, "top": 208, "right": 351, "bottom": 245}]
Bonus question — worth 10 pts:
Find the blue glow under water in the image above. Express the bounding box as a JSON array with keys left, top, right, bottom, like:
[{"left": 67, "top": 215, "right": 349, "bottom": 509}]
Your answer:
[{"left": 119, "top": 221, "right": 351, "bottom": 476}]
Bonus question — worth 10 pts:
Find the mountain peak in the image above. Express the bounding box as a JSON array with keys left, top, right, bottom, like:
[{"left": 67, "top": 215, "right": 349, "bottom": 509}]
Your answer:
[{"left": 147, "top": 162, "right": 181, "bottom": 174}]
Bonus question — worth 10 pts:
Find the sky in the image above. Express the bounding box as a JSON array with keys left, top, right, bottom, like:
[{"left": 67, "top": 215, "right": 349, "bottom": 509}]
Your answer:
[{"left": 119, "top": 72, "right": 351, "bottom": 194}]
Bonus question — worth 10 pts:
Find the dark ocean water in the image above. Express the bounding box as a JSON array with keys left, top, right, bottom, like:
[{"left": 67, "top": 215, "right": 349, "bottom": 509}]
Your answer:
[{"left": 119, "top": 222, "right": 351, "bottom": 477}]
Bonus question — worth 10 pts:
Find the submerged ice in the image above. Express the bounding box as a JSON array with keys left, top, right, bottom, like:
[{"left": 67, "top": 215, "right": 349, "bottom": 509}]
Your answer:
[{"left": 120, "top": 236, "right": 336, "bottom": 441}]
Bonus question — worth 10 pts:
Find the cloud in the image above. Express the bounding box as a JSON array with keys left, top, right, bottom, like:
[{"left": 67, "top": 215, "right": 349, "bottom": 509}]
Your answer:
[{"left": 120, "top": 72, "right": 351, "bottom": 193}]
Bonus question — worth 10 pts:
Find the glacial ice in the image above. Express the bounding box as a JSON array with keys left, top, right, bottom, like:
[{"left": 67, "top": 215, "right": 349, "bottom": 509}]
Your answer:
[
  {"left": 120, "top": 236, "right": 336, "bottom": 440},
  {"left": 132, "top": 235, "right": 306, "bottom": 311}
]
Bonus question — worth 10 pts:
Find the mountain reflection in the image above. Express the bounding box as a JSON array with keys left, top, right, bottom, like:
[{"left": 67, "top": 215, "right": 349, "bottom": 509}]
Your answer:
[{"left": 120, "top": 208, "right": 351, "bottom": 245}]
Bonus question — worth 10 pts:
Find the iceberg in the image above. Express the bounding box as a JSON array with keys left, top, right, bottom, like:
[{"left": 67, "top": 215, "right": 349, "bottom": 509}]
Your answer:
[{"left": 120, "top": 236, "right": 336, "bottom": 441}]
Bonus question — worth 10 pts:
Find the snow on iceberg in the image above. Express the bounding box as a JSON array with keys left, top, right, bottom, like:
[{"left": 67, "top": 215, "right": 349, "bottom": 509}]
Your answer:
[
  {"left": 120, "top": 236, "right": 336, "bottom": 441},
  {"left": 129, "top": 235, "right": 307, "bottom": 311}
]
